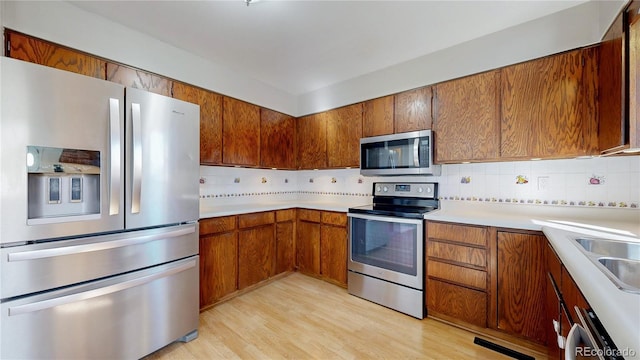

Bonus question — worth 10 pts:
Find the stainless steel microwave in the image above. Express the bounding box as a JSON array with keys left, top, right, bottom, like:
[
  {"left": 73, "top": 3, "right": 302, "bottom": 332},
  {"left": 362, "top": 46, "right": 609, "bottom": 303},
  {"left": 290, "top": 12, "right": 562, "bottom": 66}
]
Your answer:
[{"left": 360, "top": 130, "right": 440, "bottom": 176}]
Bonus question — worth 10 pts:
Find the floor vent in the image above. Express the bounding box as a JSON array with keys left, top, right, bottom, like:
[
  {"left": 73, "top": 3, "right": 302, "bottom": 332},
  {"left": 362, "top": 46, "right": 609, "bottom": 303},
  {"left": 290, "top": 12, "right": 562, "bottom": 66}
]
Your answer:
[{"left": 473, "top": 337, "right": 535, "bottom": 360}]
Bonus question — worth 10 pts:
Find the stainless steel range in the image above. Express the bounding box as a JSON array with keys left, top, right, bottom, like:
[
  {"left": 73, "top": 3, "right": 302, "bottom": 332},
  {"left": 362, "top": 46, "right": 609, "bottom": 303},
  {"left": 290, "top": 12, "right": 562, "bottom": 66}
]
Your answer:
[{"left": 347, "top": 182, "right": 438, "bottom": 319}]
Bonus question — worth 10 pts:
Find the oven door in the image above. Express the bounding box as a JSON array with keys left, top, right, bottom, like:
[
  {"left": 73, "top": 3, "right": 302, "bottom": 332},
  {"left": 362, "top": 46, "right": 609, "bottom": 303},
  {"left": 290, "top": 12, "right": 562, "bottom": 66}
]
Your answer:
[{"left": 348, "top": 213, "right": 423, "bottom": 290}]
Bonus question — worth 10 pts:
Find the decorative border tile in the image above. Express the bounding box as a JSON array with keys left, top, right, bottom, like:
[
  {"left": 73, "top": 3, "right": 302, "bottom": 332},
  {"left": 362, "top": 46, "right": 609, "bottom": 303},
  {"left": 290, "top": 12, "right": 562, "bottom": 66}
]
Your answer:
[
  {"left": 439, "top": 196, "right": 639, "bottom": 209},
  {"left": 200, "top": 191, "right": 371, "bottom": 199}
]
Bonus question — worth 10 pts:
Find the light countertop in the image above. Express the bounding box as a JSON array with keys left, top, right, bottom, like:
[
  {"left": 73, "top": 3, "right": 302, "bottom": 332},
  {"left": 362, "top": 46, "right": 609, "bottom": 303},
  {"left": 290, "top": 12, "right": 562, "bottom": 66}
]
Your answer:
[{"left": 199, "top": 200, "right": 365, "bottom": 219}]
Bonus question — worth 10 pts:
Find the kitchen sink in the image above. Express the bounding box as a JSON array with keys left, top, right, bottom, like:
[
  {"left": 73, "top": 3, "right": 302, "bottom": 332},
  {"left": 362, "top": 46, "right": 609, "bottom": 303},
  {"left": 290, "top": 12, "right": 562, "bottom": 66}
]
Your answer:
[
  {"left": 598, "top": 257, "right": 640, "bottom": 291},
  {"left": 574, "top": 237, "right": 640, "bottom": 261},
  {"left": 573, "top": 237, "right": 640, "bottom": 294}
]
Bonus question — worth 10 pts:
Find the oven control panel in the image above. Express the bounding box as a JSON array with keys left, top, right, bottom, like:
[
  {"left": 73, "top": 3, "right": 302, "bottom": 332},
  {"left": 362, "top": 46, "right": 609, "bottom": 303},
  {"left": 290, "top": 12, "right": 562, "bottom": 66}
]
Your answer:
[{"left": 373, "top": 182, "right": 437, "bottom": 198}]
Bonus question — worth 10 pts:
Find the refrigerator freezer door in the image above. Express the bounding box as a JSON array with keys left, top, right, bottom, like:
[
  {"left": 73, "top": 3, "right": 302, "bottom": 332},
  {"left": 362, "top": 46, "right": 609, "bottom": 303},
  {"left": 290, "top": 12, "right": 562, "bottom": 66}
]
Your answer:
[
  {"left": 125, "top": 87, "right": 200, "bottom": 229},
  {"left": 0, "top": 58, "right": 125, "bottom": 245},
  {"left": 0, "top": 223, "right": 198, "bottom": 299},
  {"left": 1, "top": 256, "right": 199, "bottom": 359}
]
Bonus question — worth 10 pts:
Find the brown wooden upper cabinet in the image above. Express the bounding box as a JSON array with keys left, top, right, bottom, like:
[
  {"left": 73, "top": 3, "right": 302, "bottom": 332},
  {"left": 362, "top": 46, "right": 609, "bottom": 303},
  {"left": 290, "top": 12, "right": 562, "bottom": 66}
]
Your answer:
[
  {"left": 363, "top": 95, "right": 395, "bottom": 137},
  {"left": 394, "top": 86, "right": 433, "bottom": 133},
  {"left": 260, "top": 109, "right": 296, "bottom": 169},
  {"left": 106, "top": 62, "right": 172, "bottom": 96},
  {"left": 172, "top": 82, "right": 223, "bottom": 165},
  {"left": 501, "top": 48, "right": 598, "bottom": 159},
  {"left": 326, "top": 103, "right": 363, "bottom": 168},
  {"left": 6, "top": 30, "right": 106, "bottom": 79},
  {"left": 628, "top": 1, "right": 640, "bottom": 151},
  {"left": 598, "top": 12, "right": 626, "bottom": 154},
  {"left": 297, "top": 112, "right": 328, "bottom": 170},
  {"left": 223, "top": 97, "right": 261, "bottom": 166},
  {"left": 434, "top": 70, "right": 501, "bottom": 163}
]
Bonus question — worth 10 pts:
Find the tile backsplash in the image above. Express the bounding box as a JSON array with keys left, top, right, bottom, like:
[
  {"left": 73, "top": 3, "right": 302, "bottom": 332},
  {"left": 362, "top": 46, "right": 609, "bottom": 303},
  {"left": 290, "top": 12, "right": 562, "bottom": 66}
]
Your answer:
[{"left": 200, "top": 156, "right": 640, "bottom": 209}]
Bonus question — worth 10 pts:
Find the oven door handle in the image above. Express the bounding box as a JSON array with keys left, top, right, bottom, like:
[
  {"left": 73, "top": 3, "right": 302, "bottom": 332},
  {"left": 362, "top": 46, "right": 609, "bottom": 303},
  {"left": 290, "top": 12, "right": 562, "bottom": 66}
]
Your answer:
[{"left": 347, "top": 212, "right": 423, "bottom": 225}]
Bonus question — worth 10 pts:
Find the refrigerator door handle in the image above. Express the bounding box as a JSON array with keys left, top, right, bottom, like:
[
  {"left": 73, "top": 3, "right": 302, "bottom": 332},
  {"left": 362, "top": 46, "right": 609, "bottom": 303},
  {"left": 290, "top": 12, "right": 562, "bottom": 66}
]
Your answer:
[
  {"left": 109, "top": 98, "right": 121, "bottom": 216},
  {"left": 7, "top": 258, "right": 196, "bottom": 316},
  {"left": 131, "top": 103, "right": 142, "bottom": 214},
  {"left": 7, "top": 226, "right": 195, "bottom": 262}
]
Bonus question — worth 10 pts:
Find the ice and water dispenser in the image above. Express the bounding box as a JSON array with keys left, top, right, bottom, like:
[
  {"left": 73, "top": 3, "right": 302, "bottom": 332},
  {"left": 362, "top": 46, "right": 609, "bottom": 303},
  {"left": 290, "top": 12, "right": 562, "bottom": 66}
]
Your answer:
[{"left": 27, "top": 146, "right": 101, "bottom": 221}]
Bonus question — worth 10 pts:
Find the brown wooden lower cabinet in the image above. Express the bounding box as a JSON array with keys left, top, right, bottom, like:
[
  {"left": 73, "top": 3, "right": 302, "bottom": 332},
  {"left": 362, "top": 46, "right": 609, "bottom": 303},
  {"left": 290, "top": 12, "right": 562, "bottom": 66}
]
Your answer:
[
  {"left": 238, "top": 225, "right": 275, "bottom": 289},
  {"left": 199, "top": 216, "right": 238, "bottom": 309},
  {"left": 296, "top": 210, "right": 348, "bottom": 286},
  {"left": 426, "top": 221, "right": 550, "bottom": 349},
  {"left": 275, "top": 209, "right": 296, "bottom": 274},
  {"left": 427, "top": 279, "right": 487, "bottom": 327},
  {"left": 296, "top": 218, "right": 321, "bottom": 276},
  {"left": 496, "top": 231, "right": 547, "bottom": 345},
  {"left": 320, "top": 223, "right": 348, "bottom": 286},
  {"left": 426, "top": 221, "right": 490, "bottom": 328}
]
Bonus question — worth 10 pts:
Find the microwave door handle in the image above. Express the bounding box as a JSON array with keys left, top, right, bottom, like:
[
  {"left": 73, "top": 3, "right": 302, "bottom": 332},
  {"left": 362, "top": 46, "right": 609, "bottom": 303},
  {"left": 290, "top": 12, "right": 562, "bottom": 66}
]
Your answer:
[
  {"left": 109, "top": 98, "right": 121, "bottom": 216},
  {"left": 131, "top": 103, "right": 142, "bottom": 214},
  {"left": 413, "top": 138, "right": 420, "bottom": 167}
]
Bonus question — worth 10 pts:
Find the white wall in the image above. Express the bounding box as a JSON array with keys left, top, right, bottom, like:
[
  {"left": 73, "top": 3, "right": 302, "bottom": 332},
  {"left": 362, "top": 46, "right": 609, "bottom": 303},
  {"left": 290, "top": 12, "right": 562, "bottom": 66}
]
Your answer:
[
  {"left": 297, "top": 1, "right": 606, "bottom": 115},
  {"left": 2, "top": 1, "right": 298, "bottom": 115},
  {"left": 2, "top": 1, "right": 625, "bottom": 117}
]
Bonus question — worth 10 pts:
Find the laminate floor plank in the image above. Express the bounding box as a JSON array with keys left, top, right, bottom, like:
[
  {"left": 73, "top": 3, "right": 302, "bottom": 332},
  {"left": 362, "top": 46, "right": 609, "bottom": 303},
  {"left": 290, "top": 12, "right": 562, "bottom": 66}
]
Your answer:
[{"left": 145, "top": 273, "right": 546, "bottom": 359}]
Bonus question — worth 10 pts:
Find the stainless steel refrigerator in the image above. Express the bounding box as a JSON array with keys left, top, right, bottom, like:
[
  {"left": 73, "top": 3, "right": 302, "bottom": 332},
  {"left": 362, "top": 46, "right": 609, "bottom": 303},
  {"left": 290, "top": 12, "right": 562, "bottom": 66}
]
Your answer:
[{"left": 0, "top": 57, "right": 200, "bottom": 359}]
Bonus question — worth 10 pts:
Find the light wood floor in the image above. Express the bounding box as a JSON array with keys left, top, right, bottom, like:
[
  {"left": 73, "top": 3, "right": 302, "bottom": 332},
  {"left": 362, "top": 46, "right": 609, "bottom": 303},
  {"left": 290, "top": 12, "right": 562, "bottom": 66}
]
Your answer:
[{"left": 146, "top": 273, "right": 546, "bottom": 359}]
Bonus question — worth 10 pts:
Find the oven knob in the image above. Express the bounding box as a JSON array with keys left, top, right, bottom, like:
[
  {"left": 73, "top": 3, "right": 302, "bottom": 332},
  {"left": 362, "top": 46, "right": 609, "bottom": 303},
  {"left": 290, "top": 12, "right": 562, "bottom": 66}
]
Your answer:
[
  {"left": 417, "top": 187, "right": 424, "bottom": 193},
  {"left": 426, "top": 187, "right": 432, "bottom": 193},
  {"left": 376, "top": 186, "right": 381, "bottom": 192},
  {"left": 382, "top": 186, "right": 388, "bottom": 192}
]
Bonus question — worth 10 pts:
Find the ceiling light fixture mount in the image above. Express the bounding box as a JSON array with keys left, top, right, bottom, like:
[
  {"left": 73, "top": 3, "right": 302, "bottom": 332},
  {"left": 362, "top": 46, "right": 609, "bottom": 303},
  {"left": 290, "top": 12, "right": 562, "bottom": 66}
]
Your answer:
[{"left": 244, "top": 0, "right": 259, "bottom": 6}]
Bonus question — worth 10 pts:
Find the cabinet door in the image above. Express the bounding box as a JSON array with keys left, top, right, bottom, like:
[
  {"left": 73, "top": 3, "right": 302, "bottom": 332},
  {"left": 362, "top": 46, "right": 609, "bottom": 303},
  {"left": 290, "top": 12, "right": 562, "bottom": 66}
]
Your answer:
[
  {"left": 598, "top": 13, "right": 626, "bottom": 153},
  {"left": 6, "top": 30, "right": 105, "bottom": 79},
  {"left": 275, "top": 221, "right": 295, "bottom": 274},
  {"left": 497, "top": 232, "right": 547, "bottom": 344},
  {"left": 238, "top": 225, "right": 275, "bottom": 289},
  {"left": 363, "top": 95, "right": 394, "bottom": 137},
  {"left": 327, "top": 103, "right": 363, "bottom": 168},
  {"left": 199, "top": 231, "right": 238, "bottom": 308},
  {"left": 172, "top": 82, "right": 223, "bottom": 165},
  {"left": 629, "top": 4, "right": 640, "bottom": 150},
  {"left": 296, "top": 220, "right": 320, "bottom": 275},
  {"left": 434, "top": 70, "right": 501, "bottom": 162},
  {"left": 297, "top": 113, "right": 327, "bottom": 170},
  {"left": 106, "top": 62, "right": 172, "bottom": 96},
  {"left": 260, "top": 109, "right": 296, "bottom": 169},
  {"left": 501, "top": 48, "right": 598, "bottom": 159},
  {"left": 223, "top": 97, "right": 261, "bottom": 166},
  {"left": 394, "top": 86, "right": 433, "bottom": 133},
  {"left": 546, "top": 242, "right": 563, "bottom": 360},
  {"left": 320, "top": 224, "right": 348, "bottom": 286}
]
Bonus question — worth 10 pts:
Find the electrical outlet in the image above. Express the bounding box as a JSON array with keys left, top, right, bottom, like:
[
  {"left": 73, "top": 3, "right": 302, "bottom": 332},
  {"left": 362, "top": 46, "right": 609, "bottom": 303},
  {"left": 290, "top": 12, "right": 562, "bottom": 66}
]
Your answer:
[{"left": 537, "top": 176, "right": 550, "bottom": 191}]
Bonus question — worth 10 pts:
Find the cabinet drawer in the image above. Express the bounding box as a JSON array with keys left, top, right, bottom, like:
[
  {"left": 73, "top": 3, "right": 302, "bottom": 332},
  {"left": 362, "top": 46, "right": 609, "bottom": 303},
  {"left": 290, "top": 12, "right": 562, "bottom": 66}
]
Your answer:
[
  {"left": 276, "top": 209, "right": 295, "bottom": 222},
  {"left": 200, "top": 216, "right": 237, "bottom": 235},
  {"left": 428, "top": 261, "right": 486, "bottom": 290},
  {"left": 298, "top": 209, "right": 321, "bottom": 222},
  {"left": 427, "top": 222, "right": 488, "bottom": 247},
  {"left": 427, "top": 241, "right": 486, "bottom": 269},
  {"left": 238, "top": 212, "right": 275, "bottom": 229},
  {"left": 321, "top": 211, "right": 347, "bottom": 227},
  {"left": 427, "top": 279, "right": 487, "bottom": 327}
]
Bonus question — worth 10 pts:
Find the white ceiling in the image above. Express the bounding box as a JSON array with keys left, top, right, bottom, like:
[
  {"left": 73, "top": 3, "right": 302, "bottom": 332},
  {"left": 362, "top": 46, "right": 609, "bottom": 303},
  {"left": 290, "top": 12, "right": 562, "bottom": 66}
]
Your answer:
[{"left": 69, "top": 0, "right": 591, "bottom": 96}]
